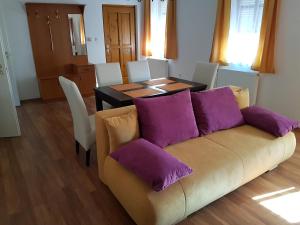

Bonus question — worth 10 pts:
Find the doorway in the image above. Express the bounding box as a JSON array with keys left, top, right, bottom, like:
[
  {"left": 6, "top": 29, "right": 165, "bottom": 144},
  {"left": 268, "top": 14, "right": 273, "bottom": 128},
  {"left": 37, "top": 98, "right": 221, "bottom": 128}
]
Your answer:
[{"left": 102, "top": 5, "right": 137, "bottom": 83}]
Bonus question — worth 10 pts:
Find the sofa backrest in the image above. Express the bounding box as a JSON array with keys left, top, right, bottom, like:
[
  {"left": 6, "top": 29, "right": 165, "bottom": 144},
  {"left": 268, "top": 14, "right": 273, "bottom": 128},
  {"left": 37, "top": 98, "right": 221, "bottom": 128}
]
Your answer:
[
  {"left": 95, "top": 86, "right": 249, "bottom": 182},
  {"left": 95, "top": 105, "right": 136, "bottom": 182}
]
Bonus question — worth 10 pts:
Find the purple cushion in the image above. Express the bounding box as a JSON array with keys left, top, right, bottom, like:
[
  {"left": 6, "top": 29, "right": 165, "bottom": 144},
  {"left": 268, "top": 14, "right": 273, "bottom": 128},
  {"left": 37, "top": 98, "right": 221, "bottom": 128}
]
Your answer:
[
  {"left": 110, "top": 138, "right": 192, "bottom": 191},
  {"left": 133, "top": 90, "right": 199, "bottom": 148},
  {"left": 242, "top": 106, "right": 300, "bottom": 137},
  {"left": 191, "top": 87, "right": 244, "bottom": 135}
]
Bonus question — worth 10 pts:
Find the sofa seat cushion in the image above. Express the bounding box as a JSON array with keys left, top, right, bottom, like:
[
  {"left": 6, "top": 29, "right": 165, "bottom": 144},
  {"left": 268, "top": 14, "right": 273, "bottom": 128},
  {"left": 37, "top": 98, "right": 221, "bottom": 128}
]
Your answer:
[
  {"left": 164, "top": 137, "right": 244, "bottom": 216},
  {"left": 205, "top": 125, "right": 296, "bottom": 184}
]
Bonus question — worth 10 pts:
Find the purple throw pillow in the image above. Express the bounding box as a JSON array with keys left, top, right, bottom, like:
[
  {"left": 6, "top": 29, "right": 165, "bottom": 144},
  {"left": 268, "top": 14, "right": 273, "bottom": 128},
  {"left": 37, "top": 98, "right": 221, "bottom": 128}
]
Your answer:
[
  {"left": 191, "top": 87, "right": 244, "bottom": 135},
  {"left": 110, "top": 138, "right": 192, "bottom": 191},
  {"left": 242, "top": 106, "right": 300, "bottom": 137},
  {"left": 133, "top": 90, "right": 199, "bottom": 148}
]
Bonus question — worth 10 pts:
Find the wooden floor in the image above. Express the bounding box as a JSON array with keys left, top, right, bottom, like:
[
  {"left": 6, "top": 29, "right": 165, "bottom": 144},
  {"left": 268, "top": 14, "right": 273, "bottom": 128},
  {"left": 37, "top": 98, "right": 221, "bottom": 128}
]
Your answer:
[{"left": 1, "top": 97, "right": 300, "bottom": 225}]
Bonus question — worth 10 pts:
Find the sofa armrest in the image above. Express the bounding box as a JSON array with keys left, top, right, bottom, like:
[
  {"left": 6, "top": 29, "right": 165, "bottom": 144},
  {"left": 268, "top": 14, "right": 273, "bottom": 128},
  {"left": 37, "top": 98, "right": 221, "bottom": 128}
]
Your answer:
[{"left": 95, "top": 105, "right": 136, "bottom": 182}]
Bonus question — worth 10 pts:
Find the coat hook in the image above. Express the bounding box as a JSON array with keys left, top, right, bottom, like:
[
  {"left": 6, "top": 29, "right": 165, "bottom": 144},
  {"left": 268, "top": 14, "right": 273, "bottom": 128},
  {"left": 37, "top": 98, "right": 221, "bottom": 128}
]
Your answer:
[{"left": 35, "top": 10, "right": 39, "bottom": 18}]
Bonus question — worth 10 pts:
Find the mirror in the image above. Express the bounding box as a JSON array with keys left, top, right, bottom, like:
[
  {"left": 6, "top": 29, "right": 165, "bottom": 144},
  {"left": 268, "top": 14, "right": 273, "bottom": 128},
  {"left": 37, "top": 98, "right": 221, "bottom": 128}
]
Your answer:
[{"left": 68, "top": 14, "right": 87, "bottom": 56}]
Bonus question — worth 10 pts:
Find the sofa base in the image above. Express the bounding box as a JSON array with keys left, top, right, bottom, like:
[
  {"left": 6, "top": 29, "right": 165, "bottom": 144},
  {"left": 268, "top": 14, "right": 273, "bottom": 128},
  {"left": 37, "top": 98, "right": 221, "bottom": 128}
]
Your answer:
[
  {"left": 268, "top": 164, "right": 278, "bottom": 171},
  {"left": 95, "top": 105, "right": 297, "bottom": 225}
]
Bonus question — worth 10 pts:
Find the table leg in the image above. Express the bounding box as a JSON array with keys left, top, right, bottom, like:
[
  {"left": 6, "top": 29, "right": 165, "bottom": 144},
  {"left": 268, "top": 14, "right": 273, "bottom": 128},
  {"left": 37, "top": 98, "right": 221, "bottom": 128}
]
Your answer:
[{"left": 95, "top": 91, "right": 103, "bottom": 111}]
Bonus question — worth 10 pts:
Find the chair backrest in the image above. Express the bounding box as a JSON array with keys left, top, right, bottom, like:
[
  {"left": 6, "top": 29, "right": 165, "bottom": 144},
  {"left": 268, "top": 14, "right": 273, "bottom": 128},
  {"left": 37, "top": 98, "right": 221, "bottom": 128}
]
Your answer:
[
  {"left": 59, "top": 76, "right": 91, "bottom": 147},
  {"left": 95, "top": 63, "right": 123, "bottom": 87},
  {"left": 126, "top": 60, "right": 151, "bottom": 82},
  {"left": 192, "top": 61, "right": 219, "bottom": 89}
]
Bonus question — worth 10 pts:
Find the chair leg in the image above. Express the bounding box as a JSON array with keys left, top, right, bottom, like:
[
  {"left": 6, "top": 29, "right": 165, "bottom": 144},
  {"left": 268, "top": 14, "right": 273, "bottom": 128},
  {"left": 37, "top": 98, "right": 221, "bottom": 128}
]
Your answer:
[
  {"left": 75, "top": 140, "right": 80, "bottom": 155},
  {"left": 86, "top": 149, "right": 91, "bottom": 166}
]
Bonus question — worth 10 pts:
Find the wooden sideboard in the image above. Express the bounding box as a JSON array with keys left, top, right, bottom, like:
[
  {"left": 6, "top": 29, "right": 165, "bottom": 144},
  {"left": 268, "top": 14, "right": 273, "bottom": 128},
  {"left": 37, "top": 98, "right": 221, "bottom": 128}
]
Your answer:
[
  {"left": 39, "top": 64, "right": 96, "bottom": 100},
  {"left": 26, "top": 3, "right": 96, "bottom": 100}
]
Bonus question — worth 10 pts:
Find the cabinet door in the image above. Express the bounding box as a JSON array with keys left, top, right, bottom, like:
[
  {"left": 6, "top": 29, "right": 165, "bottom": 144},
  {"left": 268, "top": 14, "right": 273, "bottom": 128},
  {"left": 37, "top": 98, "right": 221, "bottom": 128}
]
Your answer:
[
  {"left": 39, "top": 78, "right": 64, "bottom": 100},
  {"left": 26, "top": 5, "right": 57, "bottom": 77},
  {"left": 78, "top": 73, "right": 96, "bottom": 96}
]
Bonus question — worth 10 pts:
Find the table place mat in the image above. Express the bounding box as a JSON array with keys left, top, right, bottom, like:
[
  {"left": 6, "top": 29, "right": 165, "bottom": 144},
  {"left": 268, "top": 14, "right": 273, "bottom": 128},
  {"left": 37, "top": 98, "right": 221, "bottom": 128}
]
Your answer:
[
  {"left": 143, "top": 78, "right": 175, "bottom": 86},
  {"left": 158, "top": 82, "right": 193, "bottom": 92},
  {"left": 124, "top": 88, "right": 162, "bottom": 98},
  {"left": 110, "top": 83, "right": 144, "bottom": 91}
]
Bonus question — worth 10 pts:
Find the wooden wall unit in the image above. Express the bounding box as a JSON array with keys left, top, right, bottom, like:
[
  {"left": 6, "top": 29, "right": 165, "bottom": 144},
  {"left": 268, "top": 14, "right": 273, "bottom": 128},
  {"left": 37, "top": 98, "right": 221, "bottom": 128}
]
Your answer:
[{"left": 26, "top": 3, "right": 95, "bottom": 100}]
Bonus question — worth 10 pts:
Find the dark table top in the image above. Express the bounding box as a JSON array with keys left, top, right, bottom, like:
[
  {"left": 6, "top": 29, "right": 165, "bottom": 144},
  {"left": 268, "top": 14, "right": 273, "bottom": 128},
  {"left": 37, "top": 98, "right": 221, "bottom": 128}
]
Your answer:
[{"left": 94, "top": 77, "right": 207, "bottom": 108}]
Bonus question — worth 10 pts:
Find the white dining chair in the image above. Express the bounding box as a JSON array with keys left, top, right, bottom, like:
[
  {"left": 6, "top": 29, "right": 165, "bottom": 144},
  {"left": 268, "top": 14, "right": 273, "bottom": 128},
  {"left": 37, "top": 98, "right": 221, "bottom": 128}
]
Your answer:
[
  {"left": 59, "top": 76, "right": 95, "bottom": 166},
  {"left": 127, "top": 60, "right": 151, "bottom": 82},
  {"left": 95, "top": 63, "right": 123, "bottom": 87},
  {"left": 192, "top": 61, "right": 219, "bottom": 89}
]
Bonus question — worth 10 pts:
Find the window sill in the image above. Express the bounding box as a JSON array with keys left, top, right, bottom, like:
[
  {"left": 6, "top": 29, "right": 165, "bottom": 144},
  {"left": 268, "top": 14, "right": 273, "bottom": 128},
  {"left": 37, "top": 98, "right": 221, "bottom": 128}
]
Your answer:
[
  {"left": 219, "top": 65, "right": 259, "bottom": 75},
  {"left": 146, "top": 57, "right": 168, "bottom": 62}
]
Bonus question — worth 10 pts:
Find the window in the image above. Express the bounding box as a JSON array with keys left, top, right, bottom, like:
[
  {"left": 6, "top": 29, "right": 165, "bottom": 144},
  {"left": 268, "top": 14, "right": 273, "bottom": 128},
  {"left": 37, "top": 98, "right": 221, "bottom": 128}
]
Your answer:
[
  {"left": 226, "top": 0, "right": 264, "bottom": 67},
  {"left": 150, "top": 0, "right": 168, "bottom": 59}
]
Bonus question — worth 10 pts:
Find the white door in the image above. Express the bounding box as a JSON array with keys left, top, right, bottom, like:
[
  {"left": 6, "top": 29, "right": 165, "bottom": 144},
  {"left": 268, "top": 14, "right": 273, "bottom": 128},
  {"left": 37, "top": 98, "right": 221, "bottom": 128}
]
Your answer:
[{"left": 0, "top": 25, "right": 20, "bottom": 137}]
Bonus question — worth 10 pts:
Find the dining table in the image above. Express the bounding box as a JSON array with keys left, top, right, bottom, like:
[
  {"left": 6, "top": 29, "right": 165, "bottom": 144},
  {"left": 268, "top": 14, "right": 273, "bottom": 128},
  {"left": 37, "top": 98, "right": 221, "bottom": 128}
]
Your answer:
[{"left": 94, "top": 77, "right": 207, "bottom": 111}]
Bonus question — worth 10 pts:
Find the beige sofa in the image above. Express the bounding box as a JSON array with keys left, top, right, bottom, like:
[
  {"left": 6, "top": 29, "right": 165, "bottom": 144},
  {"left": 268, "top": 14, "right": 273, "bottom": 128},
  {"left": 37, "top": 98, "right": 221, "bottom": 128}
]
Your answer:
[{"left": 95, "top": 105, "right": 296, "bottom": 225}]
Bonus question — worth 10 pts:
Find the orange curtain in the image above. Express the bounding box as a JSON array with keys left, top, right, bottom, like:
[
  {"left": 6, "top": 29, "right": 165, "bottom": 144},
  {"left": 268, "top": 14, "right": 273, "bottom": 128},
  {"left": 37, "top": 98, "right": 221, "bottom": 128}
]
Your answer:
[
  {"left": 251, "top": 0, "right": 280, "bottom": 73},
  {"left": 141, "top": 0, "right": 152, "bottom": 56},
  {"left": 209, "top": 0, "right": 231, "bottom": 65},
  {"left": 164, "top": 0, "right": 177, "bottom": 59}
]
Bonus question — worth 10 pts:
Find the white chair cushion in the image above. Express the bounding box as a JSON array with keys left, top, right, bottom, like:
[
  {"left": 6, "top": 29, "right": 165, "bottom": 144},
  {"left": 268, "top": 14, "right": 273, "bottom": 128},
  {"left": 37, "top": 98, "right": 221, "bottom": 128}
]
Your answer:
[
  {"left": 193, "top": 61, "right": 219, "bottom": 89},
  {"left": 95, "top": 63, "right": 123, "bottom": 87},
  {"left": 59, "top": 76, "right": 95, "bottom": 151},
  {"left": 127, "top": 61, "right": 151, "bottom": 82}
]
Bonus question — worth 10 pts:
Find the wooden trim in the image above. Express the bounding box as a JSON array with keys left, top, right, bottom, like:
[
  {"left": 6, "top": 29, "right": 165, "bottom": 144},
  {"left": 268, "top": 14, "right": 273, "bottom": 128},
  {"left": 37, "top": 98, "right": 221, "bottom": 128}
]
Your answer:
[
  {"left": 102, "top": 4, "right": 136, "bottom": 8},
  {"left": 25, "top": 3, "right": 86, "bottom": 7},
  {"left": 20, "top": 98, "right": 42, "bottom": 104}
]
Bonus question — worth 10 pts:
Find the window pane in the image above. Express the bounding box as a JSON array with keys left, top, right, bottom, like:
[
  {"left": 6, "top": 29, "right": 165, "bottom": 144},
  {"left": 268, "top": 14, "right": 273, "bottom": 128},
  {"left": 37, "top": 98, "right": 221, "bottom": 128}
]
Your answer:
[
  {"left": 151, "top": 0, "right": 168, "bottom": 59},
  {"left": 226, "top": 0, "right": 264, "bottom": 66}
]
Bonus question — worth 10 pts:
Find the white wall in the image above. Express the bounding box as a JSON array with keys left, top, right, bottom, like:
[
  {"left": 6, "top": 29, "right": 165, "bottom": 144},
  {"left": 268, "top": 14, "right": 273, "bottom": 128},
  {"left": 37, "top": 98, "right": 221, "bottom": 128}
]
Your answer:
[
  {"left": 4, "top": 0, "right": 300, "bottom": 120},
  {"left": 2, "top": 0, "right": 40, "bottom": 100},
  {"left": 256, "top": 0, "right": 300, "bottom": 120},
  {"left": 168, "top": 0, "right": 217, "bottom": 80},
  {"left": 2, "top": 0, "right": 142, "bottom": 100},
  {"left": 168, "top": 0, "right": 300, "bottom": 120}
]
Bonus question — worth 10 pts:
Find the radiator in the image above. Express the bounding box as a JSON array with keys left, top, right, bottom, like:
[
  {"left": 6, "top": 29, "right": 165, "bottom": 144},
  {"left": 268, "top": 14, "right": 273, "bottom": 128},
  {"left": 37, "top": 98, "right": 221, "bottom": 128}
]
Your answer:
[
  {"left": 216, "top": 67, "right": 260, "bottom": 105},
  {"left": 147, "top": 58, "right": 169, "bottom": 79}
]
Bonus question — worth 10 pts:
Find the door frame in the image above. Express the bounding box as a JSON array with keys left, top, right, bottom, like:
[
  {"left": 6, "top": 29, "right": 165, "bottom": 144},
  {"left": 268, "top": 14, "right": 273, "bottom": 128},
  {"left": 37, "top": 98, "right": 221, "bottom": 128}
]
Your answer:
[{"left": 102, "top": 4, "right": 138, "bottom": 64}]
